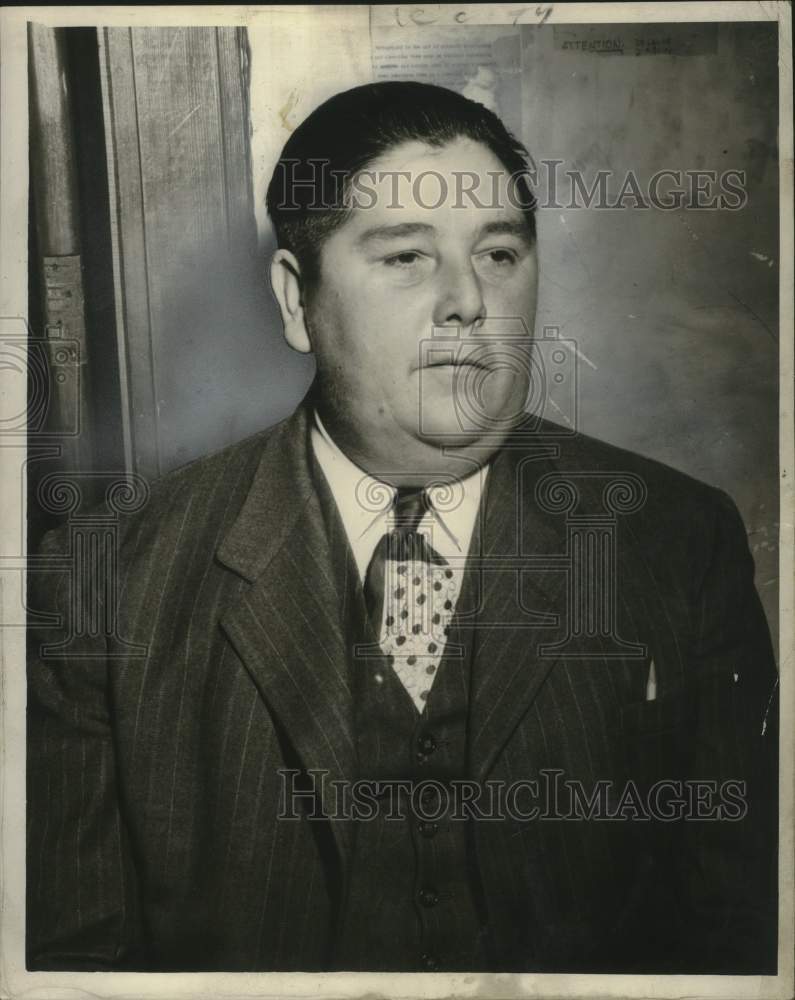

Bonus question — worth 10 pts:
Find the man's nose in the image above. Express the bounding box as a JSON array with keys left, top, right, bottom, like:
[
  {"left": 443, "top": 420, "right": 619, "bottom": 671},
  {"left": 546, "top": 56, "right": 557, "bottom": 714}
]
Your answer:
[{"left": 432, "top": 260, "right": 486, "bottom": 330}]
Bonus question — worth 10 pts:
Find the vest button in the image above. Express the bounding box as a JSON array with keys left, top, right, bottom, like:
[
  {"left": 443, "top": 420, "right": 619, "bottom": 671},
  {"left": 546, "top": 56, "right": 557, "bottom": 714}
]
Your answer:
[
  {"left": 420, "top": 953, "right": 439, "bottom": 970},
  {"left": 419, "top": 785, "right": 440, "bottom": 811},
  {"left": 417, "top": 733, "right": 437, "bottom": 756},
  {"left": 418, "top": 820, "right": 439, "bottom": 838},
  {"left": 419, "top": 887, "right": 439, "bottom": 908}
]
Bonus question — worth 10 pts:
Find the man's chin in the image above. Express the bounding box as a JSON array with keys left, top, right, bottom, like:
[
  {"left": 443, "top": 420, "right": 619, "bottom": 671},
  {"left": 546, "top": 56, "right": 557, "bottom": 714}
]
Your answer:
[
  {"left": 410, "top": 421, "right": 517, "bottom": 472},
  {"left": 415, "top": 426, "right": 486, "bottom": 449},
  {"left": 411, "top": 404, "right": 521, "bottom": 452}
]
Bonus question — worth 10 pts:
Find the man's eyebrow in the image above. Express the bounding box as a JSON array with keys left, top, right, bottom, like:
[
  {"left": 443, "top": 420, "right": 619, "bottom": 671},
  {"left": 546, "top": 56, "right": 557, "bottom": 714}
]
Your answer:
[
  {"left": 477, "top": 220, "right": 534, "bottom": 243},
  {"left": 355, "top": 223, "right": 436, "bottom": 245}
]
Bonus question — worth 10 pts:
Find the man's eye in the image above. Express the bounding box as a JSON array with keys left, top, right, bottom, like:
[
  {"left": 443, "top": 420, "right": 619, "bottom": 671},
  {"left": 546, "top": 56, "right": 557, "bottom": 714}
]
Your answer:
[
  {"left": 483, "top": 248, "right": 517, "bottom": 265},
  {"left": 384, "top": 251, "right": 423, "bottom": 267},
  {"left": 473, "top": 247, "right": 520, "bottom": 280}
]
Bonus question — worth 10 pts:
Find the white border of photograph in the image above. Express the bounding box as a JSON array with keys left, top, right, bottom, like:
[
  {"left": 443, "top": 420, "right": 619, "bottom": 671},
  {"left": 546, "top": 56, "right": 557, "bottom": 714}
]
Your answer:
[{"left": 1, "top": 4, "right": 791, "bottom": 999}]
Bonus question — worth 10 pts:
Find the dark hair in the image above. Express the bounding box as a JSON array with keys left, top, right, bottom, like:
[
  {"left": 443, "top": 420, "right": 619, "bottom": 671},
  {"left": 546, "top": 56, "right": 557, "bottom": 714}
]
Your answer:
[{"left": 266, "top": 81, "right": 536, "bottom": 283}]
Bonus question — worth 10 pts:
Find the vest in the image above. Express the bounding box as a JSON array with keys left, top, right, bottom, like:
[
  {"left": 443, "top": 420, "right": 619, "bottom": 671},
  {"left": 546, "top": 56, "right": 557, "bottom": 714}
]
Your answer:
[
  {"left": 308, "top": 443, "right": 489, "bottom": 971},
  {"left": 332, "top": 541, "right": 490, "bottom": 972}
]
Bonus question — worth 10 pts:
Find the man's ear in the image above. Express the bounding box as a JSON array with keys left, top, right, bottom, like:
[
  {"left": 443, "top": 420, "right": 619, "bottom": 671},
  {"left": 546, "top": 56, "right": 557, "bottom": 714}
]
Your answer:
[{"left": 269, "top": 249, "right": 313, "bottom": 354}]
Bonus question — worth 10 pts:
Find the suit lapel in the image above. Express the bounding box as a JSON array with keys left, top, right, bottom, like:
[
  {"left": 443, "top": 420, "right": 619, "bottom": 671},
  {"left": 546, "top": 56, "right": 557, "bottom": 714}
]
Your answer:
[
  {"left": 213, "top": 403, "right": 648, "bottom": 842},
  {"left": 217, "top": 400, "right": 358, "bottom": 860},
  {"left": 468, "top": 440, "right": 570, "bottom": 782},
  {"left": 467, "top": 436, "right": 652, "bottom": 782}
]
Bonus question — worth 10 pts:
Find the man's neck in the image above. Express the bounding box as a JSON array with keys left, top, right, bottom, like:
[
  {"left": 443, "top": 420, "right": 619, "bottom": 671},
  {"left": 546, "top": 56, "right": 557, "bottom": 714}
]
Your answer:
[
  {"left": 313, "top": 405, "right": 495, "bottom": 489},
  {"left": 310, "top": 409, "right": 488, "bottom": 580}
]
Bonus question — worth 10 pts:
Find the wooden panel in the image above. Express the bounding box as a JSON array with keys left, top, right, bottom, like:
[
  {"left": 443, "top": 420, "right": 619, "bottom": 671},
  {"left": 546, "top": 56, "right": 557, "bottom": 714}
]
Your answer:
[
  {"left": 99, "top": 27, "right": 257, "bottom": 481},
  {"left": 216, "top": 28, "right": 257, "bottom": 244},
  {"left": 28, "top": 25, "right": 94, "bottom": 478},
  {"left": 28, "top": 25, "right": 81, "bottom": 256},
  {"left": 99, "top": 27, "right": 159, "bottom": 480}
]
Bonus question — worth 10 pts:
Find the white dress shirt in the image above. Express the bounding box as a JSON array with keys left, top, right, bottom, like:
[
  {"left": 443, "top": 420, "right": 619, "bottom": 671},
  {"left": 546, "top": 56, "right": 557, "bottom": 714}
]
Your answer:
[
  {"left": 310, "top": 411, "right": 488, "bottom": 710},
  {"left": 311, "top": 410, "right": 487, "bottom": 578}
]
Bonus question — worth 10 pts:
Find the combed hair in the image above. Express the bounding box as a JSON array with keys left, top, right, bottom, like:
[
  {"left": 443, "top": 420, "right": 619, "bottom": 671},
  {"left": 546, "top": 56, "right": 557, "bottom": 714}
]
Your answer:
[{"left": 266, "top": 81, "right": 536, "bottom": 283}]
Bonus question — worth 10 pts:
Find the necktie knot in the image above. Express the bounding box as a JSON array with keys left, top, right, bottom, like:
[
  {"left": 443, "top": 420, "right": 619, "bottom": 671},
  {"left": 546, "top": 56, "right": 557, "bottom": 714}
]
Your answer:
[
  {"left": 363, "top": 487, "right": 446, "bottom": 627},
  {"left": 391, "top": 487, "right": 428, "bottom": 537}
]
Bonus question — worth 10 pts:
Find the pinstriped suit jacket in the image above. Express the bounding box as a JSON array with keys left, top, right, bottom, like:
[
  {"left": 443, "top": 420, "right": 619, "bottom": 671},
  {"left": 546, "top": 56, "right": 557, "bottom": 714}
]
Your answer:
[{"left": 27, "top": 395, "right": 778, "bottom": 973}]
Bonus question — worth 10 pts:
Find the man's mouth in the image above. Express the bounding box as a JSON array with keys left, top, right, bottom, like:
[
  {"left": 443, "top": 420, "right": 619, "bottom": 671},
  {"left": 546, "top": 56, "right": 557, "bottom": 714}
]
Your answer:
[{"left": 419, "top": 358, "right": 492, "bottom": 372}]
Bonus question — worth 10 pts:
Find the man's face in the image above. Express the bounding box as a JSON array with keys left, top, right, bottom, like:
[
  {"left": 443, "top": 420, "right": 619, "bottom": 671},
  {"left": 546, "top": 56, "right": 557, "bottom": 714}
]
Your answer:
[{"left": 297, "top": 137, "right": 538, "bottom": 480}]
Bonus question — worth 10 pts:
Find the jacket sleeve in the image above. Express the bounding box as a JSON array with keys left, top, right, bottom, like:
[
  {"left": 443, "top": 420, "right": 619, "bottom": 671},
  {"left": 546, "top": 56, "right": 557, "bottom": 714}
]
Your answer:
[
  {"left": 27, "top": 522, "right": 145, "bottom": 970},
  {"left": 673, "top": 488, "right": 779, "bottom": 973}
]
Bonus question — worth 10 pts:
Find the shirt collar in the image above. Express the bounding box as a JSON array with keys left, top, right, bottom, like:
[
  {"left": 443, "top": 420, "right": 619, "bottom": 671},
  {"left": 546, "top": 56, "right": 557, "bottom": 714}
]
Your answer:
[{"left": 310, "top": 410, "right": 488, "bottom": 580}]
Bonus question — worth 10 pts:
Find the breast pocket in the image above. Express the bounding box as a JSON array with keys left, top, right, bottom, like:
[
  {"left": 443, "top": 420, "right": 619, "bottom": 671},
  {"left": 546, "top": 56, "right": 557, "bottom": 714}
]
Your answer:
[
  {"left": 618, "top": 680, "right": 698, "bottom": 788},
  {"left": 620, "top": 681, "right": 697, "bottom": 735}
]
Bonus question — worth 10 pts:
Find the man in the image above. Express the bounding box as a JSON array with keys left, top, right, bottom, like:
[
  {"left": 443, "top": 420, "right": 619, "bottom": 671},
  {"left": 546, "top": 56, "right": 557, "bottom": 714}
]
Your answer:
[{"left": 27, "top": 82, "right": 778, "bottom": 974}]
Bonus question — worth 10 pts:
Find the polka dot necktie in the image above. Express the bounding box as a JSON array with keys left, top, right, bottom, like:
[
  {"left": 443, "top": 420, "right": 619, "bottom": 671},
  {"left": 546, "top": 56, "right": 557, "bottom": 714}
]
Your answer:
[{"left": 363, "top": 488, "right": 457, "bottom": 711}]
